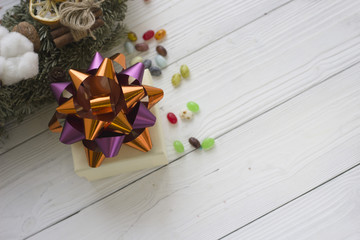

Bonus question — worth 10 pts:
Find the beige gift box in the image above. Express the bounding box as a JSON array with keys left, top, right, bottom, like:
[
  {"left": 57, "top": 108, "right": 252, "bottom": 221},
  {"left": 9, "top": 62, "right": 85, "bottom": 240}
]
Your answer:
[{"left": 71, "top": 70, "right": 168, "bottom": 181}]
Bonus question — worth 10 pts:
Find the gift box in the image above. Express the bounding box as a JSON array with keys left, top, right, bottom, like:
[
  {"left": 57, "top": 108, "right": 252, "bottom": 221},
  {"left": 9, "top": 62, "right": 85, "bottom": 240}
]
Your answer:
[
  {"left": 72, "top": 69, "right": 168, "bottom": 181},
  {"left": 49, "top": 52, "right": 168, "bottom": 181}
]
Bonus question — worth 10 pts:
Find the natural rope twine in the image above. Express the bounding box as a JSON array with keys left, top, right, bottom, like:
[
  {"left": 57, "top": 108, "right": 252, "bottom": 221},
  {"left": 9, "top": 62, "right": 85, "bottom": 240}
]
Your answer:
[{"left": 59, "top": 0, "right": 104, "bottom": 41}]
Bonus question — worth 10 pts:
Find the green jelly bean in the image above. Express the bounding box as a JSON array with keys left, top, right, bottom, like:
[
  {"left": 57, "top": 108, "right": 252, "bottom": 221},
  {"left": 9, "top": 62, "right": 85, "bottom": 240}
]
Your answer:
[
  {"left": 173, "top": 140, "right": 184, "bottom": 153},
  {"left": 187, "top": 101, "right": 199, "bottom": 113},
  {"left": 180, "top": 64, "right": 190, "bottom": 78},
  {"left": 202, "top": 137, "right": 215, "bottom": 150},
  {"left": 171, "top": 73, "right": 182, "bottom": 87}
]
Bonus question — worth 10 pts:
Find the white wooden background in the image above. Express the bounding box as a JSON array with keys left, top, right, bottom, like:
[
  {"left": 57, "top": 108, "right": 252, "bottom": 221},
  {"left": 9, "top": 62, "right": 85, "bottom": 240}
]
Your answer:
[{"left": 1, "top": 0, "right": 360, "bottom": 239}]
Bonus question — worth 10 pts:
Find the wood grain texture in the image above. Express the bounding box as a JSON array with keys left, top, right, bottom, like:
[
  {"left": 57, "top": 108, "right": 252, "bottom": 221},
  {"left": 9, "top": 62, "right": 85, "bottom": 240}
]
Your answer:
[
  {"left": 0, "top": 0, "right": 359, "bottom": 239},
  {"left": 224, "top": 165, "right": 360, "bottom": 240},
  {"left": 30, "top": 61, "right": 360, "bottom": 240},
  {"left": 0, "top": 0, "right": 289, "bottom": 155},
  {"left": 0, "top": 0, "right": 19, "bottom": 18},
  {"left": 0, "top": 104, "right": 56, "bottom": 154},
  {"left": 0, "top": 0, "right": 292, "bottom": 239}
]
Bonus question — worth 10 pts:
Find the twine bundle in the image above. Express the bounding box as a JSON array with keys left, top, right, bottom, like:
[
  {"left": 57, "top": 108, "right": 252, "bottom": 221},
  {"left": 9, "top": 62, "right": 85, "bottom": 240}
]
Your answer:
[{"left": 59, "top": 0, "right": 104, "bottom": 41}]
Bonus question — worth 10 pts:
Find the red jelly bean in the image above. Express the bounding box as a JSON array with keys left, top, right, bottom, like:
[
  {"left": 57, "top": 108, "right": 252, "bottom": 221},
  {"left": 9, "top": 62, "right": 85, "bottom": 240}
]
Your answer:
[
  {"left": 143, "top": 30, "right": 155, "bottom": 40},
  {"left": 167, "top": 112, "right": 177, "bottom": 124}
]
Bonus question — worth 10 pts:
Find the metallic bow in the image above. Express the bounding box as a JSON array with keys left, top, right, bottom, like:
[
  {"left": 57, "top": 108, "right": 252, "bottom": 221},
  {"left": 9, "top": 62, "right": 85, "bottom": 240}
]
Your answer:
[{"left": 48, "top": 52, "right": 164, "bottom": 167}]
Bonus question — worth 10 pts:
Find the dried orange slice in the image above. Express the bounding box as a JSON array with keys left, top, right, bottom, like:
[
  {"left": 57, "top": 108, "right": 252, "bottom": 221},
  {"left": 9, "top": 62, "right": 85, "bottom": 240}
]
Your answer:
[{"left": 29, "top": 0, "right": 66, "bottom": 25}]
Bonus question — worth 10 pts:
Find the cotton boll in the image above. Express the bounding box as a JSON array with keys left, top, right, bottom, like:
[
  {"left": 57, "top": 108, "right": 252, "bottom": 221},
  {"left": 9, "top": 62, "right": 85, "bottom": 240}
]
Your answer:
[
  {"left": 18, "top": 52, "right": 39, "bottom": 80},
  {"left": 0, "top": 26, "right": 39, "bottom": 85},
  {"left": 1, "top": 57, "right": 20, "bottom": 85},
  {"left": 1, "top": 32, "right": 34, "bottom": 58},
  {"left": 0, "top": 26, "right": 9, "bottom": 40},
  {"left": 0, "top": 27, "right": 9, "bottom": 56},
  {"left": 0, "top": 56, "right": 5, "bottom": 77}
]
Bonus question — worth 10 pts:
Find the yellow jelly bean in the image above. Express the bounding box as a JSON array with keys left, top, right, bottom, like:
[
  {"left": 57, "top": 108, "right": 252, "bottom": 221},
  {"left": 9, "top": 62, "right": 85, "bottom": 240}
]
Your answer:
[{"left": 127, "top": 31, "right": 137, "bottom": 42}]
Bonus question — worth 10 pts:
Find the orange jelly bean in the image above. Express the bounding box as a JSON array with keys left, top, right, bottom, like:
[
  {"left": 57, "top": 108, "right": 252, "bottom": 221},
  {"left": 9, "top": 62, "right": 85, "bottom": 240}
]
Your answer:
[{"left": 155, "top": 29, "right": 166, "bottom": 40}]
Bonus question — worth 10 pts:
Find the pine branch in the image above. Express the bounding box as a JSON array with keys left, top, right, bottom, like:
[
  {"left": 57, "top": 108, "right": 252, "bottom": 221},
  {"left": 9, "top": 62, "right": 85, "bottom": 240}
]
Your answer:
[{"left": 0, "top": 0, "right": 128, "bottom": 137}]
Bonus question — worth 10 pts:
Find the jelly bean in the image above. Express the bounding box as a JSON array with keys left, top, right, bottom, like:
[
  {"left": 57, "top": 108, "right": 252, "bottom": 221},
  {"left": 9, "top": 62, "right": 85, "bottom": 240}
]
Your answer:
[
  {"left": 155, "top": 55, "right": 167, "bottom": 68},
  {"left": 149, "top": 66, "right": 162, "bottom": 76},
  {"left": 187, "top": 101, "right": 199, "bottom": 113},
  {"left": 143, "top": 59, "right": 152, "bottom": 69},
  {"left": 143, "top": 30, "right": 154, "bottom": 40},
  {"left": 180, "top": 64, "right": 190, "bottom": 78},
  {"left": 130, "top": 56, "right": 143, "bottom": 66},
  {"left": 167, "top": 112, "right": 177, "bottom": 124},
  {"left": 155, "top": 29, "right": 166, "bottom": 40},
  {"left": 189, "top": 137, "right": 201, "bottom": 149},
  {"left": 173, "top": 140, "right": 184, "bottom": 153},
  {"left": 125, "top": 41, "right": 135, "bottom": 54},
  {"left": 202, "top": 137, "right": 215, "bottom": 150},
  {"left": 171, "top": 73, "right": 181, "bottom": 87},
  {"left": 135, "top": 42, "right": 149, "bottom": 52},
  {"left": 127, "top": 31, "right": 137, "bottom": 42},
  {"left": 156, "top": 45, "right": 167, "bottom": 56},
  {"left": 179, "top": 109, "right": 193, "bottom": 120}
]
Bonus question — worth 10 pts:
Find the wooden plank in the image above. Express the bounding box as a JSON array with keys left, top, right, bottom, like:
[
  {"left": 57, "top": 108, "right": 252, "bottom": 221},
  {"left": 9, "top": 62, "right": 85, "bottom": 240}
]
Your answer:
[
  {"left": 0, "top": 0, "right": 19, "bottom": 18},
  {"left": 29, "top": 60, "right": 360, "bottom": 240},
  {"left": 0, "top": 103, "right": 56, "bottom": 154},
  {"left": 0, "top": 0, "right": 289, "bottom": 154},
  {"left": 111, "top": 0, "right": 293, "bottom": 65},
  {"left": 2, "top": 0, "right": 360, "bottom": 238},
  {"left": 223, "top": 165, "right": 360, "bottom": 240}
]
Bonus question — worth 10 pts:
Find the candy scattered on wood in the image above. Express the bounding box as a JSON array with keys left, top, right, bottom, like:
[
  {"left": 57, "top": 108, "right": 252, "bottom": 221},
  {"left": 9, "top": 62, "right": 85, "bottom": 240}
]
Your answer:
[
  {"left": 171, "top": 73, "right": 181, "bottom": 87},
  {"left": 135, "top": 42, "right": 149, "bottom": 52},
  {"left": 167, "top": 112, "right": 177, "bottom": 124},
  {"left": 202, "top": 137, "right": 215, "bottom": 150},
  {"left": 173, "top": 140, "right": 184, "bottom": 153},
  {"left": 143, "top": 30, "right": 154, "bottom": 40},
  {"left": 143, "top": 59, "right": 152, "bottom": 69},
  {"left": 149, "top": 66, "right": 162, "bottom": 76},
  {"left": 187, "top": 101, "right": 199, "bottom": 113},
  {"left": 180, "top": 64, "right": 190, "bottom": 78},
  {"left": 125, "top": 42, "right": 135, "bottom": 54},
  {"left": 130, "top": 56, "right": 143, "bottom": 66},
  {"left": 127, "top": 31, "right": 137, "bottom": 42},
  {"left": 155, "top": 29, "right": 166, "bottom": 40},
  {"left": 189, "top": 137, "right": 201, "bottom": 149},
  {"left": 155, "top": 55, "right": 167, "bottom": 69},
  {"left": 180, "top": 109, "right": 193, "bottom": 120},
  {"left": 156, "top": 45, "right": 167, "bottom": 56}
]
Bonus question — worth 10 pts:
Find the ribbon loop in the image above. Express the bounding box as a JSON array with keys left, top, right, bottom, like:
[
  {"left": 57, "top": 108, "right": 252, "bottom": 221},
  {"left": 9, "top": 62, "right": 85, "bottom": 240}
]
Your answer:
[{"left": 49, "top": 52, "right": 164, "bottom": 168}]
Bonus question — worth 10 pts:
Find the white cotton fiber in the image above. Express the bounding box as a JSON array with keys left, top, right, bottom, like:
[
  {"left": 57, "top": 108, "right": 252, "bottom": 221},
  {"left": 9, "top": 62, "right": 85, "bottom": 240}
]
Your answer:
[
  {"left": 0, "top": 56, "right": 5, "bottom": 76},
  {"left": 0, "top": 27, "right": 9, "bottom": 56},
  {"left": 0, "top": 31, "right": 34, "bottom": 58},
  {"left": 0, "top": 26, "right": 39, "bottom": 85},
  {"left": 1, "top": 54, "right": 39, "bottom": 85},
  {"left": 1, "top": 57, "right": 19, "bottom": 85},
  {"left": 18, "top": 52, "right": 39, "bottom": 80},
  {"left": 0, "top": 26, "right": 9, "bottom": 40}
]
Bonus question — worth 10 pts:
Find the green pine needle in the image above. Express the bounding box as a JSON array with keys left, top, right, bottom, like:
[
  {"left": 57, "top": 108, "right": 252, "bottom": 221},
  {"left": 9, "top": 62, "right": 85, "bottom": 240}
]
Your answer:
[{"left": 0, "top": 0, "right": 128, "bottom": 137}]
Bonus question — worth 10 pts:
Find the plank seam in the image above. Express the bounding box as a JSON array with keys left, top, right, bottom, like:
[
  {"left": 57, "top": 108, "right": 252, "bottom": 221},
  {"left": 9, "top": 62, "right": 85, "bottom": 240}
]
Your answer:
[
  {"left": 218, "top": 162, "right": 360, "bottom": 240},
  {"left": 24, "top": 210, "right": 80, "bottom": 240},
  {"left": 24, "top": 56, "right": 360, "bottom": 240},
  {"left": 0, "top": 128, "right": 49, "bottom": 157},
  {"left": 0, "top": 0, "right": 295, "bottom": 157}
]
